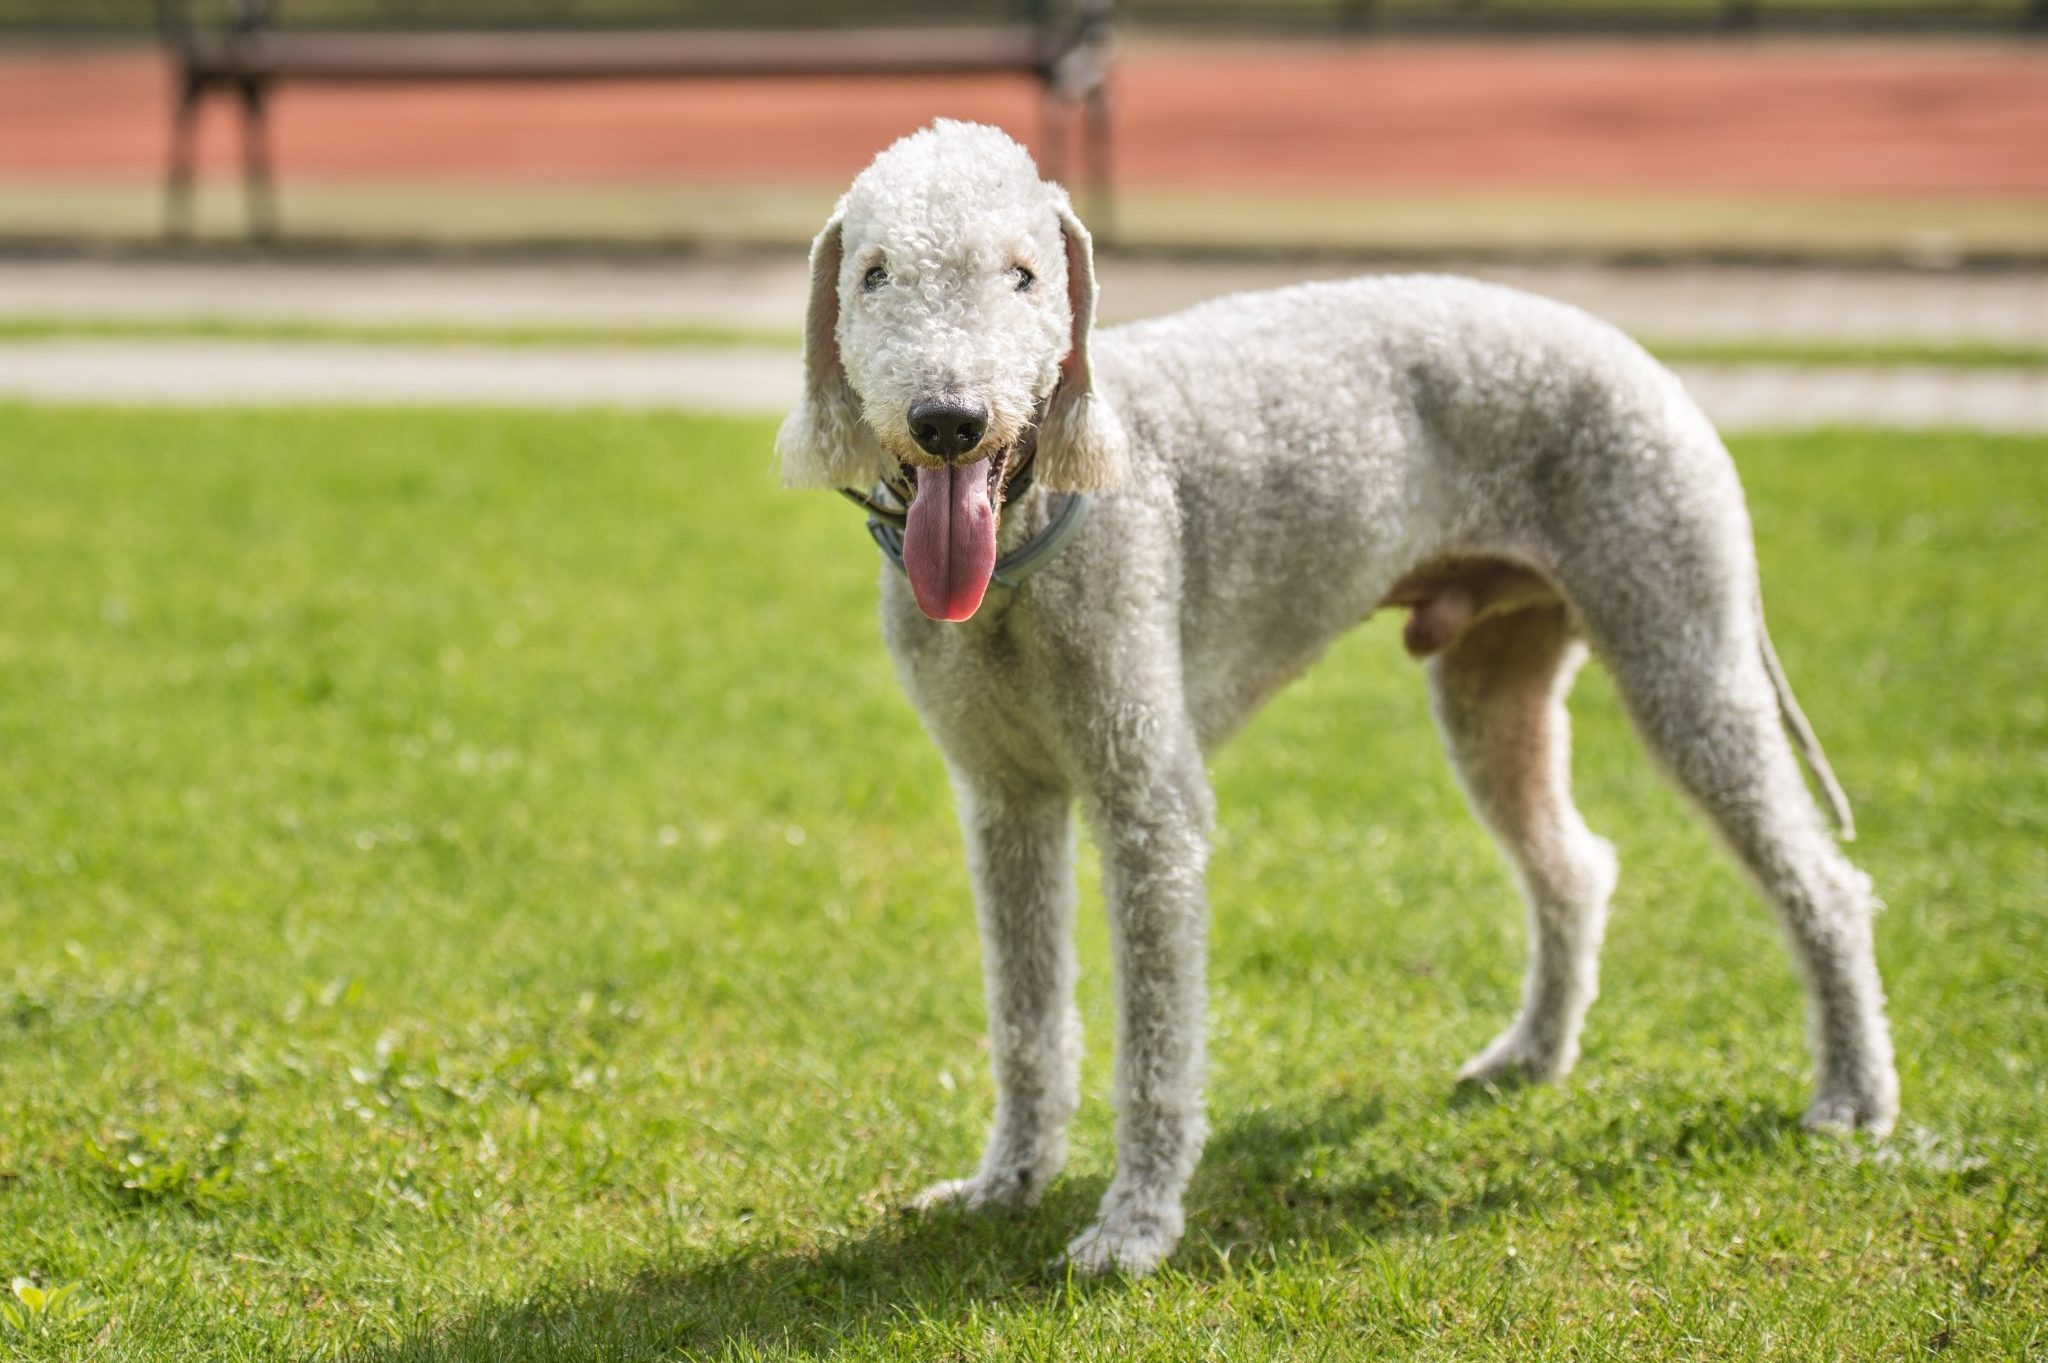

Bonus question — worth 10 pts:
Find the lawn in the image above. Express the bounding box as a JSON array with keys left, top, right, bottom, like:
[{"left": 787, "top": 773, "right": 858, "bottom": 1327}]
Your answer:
[{"left": 0, "top": 407, "right": 2042, "bottom": 1361}]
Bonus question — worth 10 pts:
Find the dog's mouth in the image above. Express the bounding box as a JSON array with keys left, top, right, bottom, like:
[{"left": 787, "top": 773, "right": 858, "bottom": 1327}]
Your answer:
[{"left": 901, "top": 445, "right": 1009, "bottom": 623}]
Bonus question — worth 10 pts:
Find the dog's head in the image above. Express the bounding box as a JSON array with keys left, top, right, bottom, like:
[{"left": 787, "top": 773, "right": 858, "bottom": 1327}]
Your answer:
[{"left": 776, "top": 120, "right": 1128, "bottom": 620}]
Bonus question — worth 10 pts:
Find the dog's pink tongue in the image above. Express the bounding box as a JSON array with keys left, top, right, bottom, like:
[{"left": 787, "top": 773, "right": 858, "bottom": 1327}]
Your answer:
[{"left": 902, "top": 458, "right": 997, "bottom": 622}]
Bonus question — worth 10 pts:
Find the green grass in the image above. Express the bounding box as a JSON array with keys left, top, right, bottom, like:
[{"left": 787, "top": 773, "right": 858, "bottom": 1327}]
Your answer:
[
  {"left": 0, "top": 407, "right": 2042, "bottom": 1361},
  {"left": 5, "top": 315, "right": 2047, "bottom": 369}
]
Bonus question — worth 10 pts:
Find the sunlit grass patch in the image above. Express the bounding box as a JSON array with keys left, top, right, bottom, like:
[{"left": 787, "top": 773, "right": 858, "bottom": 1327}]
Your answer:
[{"left": 0, "top": 407, "right": 2042, "bottom": 1360}]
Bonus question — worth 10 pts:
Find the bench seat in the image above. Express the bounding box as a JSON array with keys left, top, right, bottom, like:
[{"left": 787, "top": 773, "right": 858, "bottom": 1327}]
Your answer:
[{"left": 160, "top": 2, "right": 1113, "bottom": 240}]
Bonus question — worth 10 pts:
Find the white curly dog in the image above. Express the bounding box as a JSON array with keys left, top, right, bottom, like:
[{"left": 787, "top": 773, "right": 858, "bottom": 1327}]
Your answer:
[{"left": 778, "top": 121, "right": 1898, "bottom": 1275}]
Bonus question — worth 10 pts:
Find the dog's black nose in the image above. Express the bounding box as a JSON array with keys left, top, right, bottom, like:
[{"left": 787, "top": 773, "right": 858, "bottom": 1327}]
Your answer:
[{"left": 908, "top": 397, "right": 989, "bottom": 460}]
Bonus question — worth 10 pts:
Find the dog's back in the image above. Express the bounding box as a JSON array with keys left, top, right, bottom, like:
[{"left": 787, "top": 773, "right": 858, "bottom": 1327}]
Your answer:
[{"left": 1088, "top": 274, "right": 1724, "bottom": 741}]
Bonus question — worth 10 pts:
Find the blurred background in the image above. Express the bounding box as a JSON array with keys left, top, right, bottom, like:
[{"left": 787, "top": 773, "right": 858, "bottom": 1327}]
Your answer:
[
  {"left": 0, "top": 3, "right": 2044, "bottom": 418},
  {"left": 4, "top": 0, "right": 2046, "bottom": 253}
]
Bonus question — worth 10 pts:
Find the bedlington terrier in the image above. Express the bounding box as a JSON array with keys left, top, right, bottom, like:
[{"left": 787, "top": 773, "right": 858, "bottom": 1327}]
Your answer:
[{"left": 778, "top": 120, "right": 1898, "bottom": 1275}]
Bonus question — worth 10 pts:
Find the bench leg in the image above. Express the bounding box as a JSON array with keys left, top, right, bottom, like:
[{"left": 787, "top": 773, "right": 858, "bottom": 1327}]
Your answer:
[
  {"left": 1068, "top": 0, "right": 1115, "bottom": 241},
  {"left": 237, "top": 76, "right": 277, "bottom": 242},
  {"left": 1039, "top": 87, "right": 1070, "bottom": 190},
  {"left": 166, "top": 71, "right": 204, "bottom": 241},
  {"left": 1082, "top": 78, "right": 1112, "bottom": 243}
]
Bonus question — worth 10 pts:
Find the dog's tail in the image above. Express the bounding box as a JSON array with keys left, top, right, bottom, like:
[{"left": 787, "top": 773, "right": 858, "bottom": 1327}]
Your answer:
[{"left": 1756, "top": 591, "right": 1856, "bottom": 841}]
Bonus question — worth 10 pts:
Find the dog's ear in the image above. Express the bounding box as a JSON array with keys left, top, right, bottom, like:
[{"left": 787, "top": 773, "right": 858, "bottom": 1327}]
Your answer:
[
  {"left": 777, "top": 212, "right": 888, "bottom": 489},
  {"left": 1036, "top": 198, "right": 1129, "bottom": 492}
]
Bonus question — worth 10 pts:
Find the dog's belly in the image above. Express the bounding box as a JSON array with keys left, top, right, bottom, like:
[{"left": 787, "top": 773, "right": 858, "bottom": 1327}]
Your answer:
[{"left": 1172, "top": 468, "right": 1427, "bottom": 748}]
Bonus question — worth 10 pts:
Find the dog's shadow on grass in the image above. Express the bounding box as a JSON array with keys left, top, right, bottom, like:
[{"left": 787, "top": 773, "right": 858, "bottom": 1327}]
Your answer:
[
  {"left": 353, "top": 1092, "right": 1797, "bottom": 1361},
  {"left": 355, "top": 1181, "right": 1117, "bottom": 1362}
]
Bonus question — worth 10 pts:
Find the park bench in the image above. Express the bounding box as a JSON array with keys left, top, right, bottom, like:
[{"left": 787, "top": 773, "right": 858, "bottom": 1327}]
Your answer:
[{"left": 155, "top": 0, "right": 1114, "bottom": 241}]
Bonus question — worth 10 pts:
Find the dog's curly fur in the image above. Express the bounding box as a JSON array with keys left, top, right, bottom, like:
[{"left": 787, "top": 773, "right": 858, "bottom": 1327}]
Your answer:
[{"left": 780, "top": 121, "right": 1899, "bottom": 1275}]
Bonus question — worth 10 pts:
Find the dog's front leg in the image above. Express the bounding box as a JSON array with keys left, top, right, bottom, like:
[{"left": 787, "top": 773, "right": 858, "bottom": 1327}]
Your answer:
[
  {"left": 1063, "top": 739, "right": 1213, "bottom": 1276},
  {"left": 912, "top": 781, "right": 1081, "bottom": 1213}
]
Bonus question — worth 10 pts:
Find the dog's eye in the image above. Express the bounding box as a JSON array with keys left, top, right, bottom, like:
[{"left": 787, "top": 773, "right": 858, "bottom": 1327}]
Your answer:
[
  {"left": 862, "top": 265, "right": 889, "bottom": 293},
  {"left": 1011, "top": 266, "right": 1035, "bottom": 293}
]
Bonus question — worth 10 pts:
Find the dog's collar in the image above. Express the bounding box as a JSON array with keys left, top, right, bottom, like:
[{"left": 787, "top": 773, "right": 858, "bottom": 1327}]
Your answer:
[
  {"left": 865, "top": 486, "right": 1091, "bottom": 590},
  {"left": 839, "top": 445, "right": 1091, "bottom": 592}
]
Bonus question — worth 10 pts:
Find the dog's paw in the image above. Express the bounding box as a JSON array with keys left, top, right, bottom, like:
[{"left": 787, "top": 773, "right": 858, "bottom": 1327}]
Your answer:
[
  {"left": 1801, "top": 1084, "right": 1898, "bottom": 1137},
  {"left": 1456, "top": 1024, "right": 1573, "bottom": 1087},
  {"left": 1057, "top": 1216, "right": 1179, "bottom": 1277},
  {"left": 906, "top": 1167, "right": 1041, "bottom": 1216}
]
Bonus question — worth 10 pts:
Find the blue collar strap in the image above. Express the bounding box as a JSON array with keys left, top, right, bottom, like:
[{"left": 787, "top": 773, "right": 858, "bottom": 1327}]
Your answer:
[{"left": 863, "top": 487, "right": 1092, "bottom": 590}]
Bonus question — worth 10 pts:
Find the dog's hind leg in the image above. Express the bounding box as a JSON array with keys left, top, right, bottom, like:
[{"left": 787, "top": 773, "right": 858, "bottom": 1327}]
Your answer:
[
  {"left": 1429, "top": 601, "right": 1620, "bottom": 1086},
  {"left": 1575, "top": 557, "right": 1897, "bottom": 1134},
  {"left": 912, "top": 780, "right": 1082, "bottom": 1212}
]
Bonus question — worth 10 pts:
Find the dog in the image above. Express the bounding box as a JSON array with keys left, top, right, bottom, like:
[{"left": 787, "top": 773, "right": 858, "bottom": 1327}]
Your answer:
[{"left": 776, "top": 120, "right": 1897, "bottom": 1274}]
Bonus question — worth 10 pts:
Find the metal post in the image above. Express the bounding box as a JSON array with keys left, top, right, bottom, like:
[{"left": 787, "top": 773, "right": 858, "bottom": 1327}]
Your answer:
[
  {"left": 160, "top": 0, "right": 201, "bottom": 240},
  {"left": 1040, "top": 79, "right": 1070, "bottom": 189},
  {"left": 166, "top": 72, "right": 203, "bottom": 240},
  {"left": 238, "top": 76, "right": 277, "bottom": 242},
  {"left": 1081, "top": 0, "right": 1113, "bottom": 241},
  {"left": 1083, "top": 77, "right": 1112, "bottom": 243}
]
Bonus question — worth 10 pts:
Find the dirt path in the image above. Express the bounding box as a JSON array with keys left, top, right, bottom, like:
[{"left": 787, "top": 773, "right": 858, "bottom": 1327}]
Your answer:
[
  {"left": 6, "top": 38, "right": 2047, "bottom": 193},
  {"left": 6, "top": 336, "right": 2045, "bottom": 433}
]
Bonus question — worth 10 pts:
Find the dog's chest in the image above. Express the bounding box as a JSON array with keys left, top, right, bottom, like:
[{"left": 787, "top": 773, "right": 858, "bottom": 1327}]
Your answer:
[{"left": 881, "top": 576, "right": 1070, "bottom": 779}]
